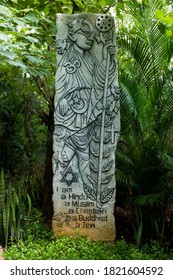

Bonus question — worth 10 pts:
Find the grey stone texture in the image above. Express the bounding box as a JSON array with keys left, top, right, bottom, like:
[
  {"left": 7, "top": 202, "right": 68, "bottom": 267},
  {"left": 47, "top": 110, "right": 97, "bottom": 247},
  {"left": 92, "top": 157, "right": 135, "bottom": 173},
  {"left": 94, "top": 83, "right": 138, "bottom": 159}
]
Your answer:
[{"left": 52, "top": 13, "right": 120, "bottom": 241}]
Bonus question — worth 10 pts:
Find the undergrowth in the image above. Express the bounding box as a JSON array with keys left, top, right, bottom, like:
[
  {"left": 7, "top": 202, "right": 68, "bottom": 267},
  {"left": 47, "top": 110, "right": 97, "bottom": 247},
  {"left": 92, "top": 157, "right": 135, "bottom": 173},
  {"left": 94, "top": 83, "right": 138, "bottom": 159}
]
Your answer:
[{"left": 3, "top": 209, "right": 173, "bottom": 260}]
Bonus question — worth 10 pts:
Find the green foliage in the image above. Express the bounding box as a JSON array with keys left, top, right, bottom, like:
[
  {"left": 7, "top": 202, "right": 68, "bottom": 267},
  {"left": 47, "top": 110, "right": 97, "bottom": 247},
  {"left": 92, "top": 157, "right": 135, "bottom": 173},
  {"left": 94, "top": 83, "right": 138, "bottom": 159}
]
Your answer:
[
  {"left": 0, "top": 74, "right": 47, "bottom": 175},
  {"left": 133, "top": 207, "right": 143, "bottom": 248},
  {"left": 3, "top": 213, "right": 173, "bottom": 259},
  {"left": 116, "top": 0, "right": 173, "bottom": 246},
  {"left": 0, "top": 170, "right": 31, "bottom": 247},
  {"left": 0, "top": 4, "right": 56, "bottom": 76},
  {"left": 0, "top": 0, "right": 172, "bottom": 248}
]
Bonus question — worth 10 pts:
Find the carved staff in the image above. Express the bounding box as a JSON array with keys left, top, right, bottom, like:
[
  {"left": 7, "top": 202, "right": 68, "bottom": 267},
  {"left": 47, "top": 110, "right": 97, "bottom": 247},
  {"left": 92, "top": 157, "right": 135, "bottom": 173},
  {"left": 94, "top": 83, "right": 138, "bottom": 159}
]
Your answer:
[{"left": 96, "top": 15, "right": 114, "bottom": 207}]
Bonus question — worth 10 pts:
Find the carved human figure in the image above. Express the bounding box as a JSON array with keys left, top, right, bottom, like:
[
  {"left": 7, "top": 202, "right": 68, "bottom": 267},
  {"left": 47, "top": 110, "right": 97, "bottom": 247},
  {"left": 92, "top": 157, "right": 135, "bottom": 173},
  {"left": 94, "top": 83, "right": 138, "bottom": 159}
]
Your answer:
[{"left": 54, "top": 17, "right": 117, "bottom": 190}]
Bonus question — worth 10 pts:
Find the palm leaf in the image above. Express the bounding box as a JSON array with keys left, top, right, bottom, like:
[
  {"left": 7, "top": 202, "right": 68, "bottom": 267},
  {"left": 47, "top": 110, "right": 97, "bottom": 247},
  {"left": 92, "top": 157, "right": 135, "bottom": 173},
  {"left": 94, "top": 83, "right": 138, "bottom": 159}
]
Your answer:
[
  {"left": 116, "top": 169, "right": 138, "bottom": 189},
  {"left": 0, "top": 170, "right": 5, "bottom": 210},
  {"left": 2, "top": 188, "right": 11, "bottom": 246},
  {"left": 156, "top": 87, "right": 173, "bottom": 137},
  {"left": 133, "top": 193, "right": 164, "bottom": 208},
  {"left": 133, "top": 207, "right": 143, "bottom": 248},
  {"left": 158, "top": 153, "right": 173, "bottom": 171}
]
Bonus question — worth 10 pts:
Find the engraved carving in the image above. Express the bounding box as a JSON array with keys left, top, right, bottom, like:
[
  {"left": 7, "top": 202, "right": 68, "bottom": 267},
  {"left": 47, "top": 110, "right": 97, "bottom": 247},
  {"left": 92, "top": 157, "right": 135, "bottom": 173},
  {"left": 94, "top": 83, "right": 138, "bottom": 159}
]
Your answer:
[
  {"left": 96, "top": 15, "right": 113, "bottom": 32},
  {"left": 53, "top": 13, "right": 120, "bottom": 241},
  {"left": 55, "top": 15, "right": 119, "bottom": 207},
  {"left": 53, "top": 212, "right": 71, "bottom": 227}
]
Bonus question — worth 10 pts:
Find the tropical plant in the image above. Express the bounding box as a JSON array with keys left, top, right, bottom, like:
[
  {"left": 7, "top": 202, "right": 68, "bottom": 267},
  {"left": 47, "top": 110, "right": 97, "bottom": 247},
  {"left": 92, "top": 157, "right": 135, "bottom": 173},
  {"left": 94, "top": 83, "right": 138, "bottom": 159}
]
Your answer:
[
  {"left": 0, "top": 170, "right": 32, "bottom": 247},
  {"left": 3, "top": 219, "right": 173, "bottom": 259},
  {"left": 115, "top": 0, "right": 173, "bottom": 245},
  {"left": 1, "top": 0, "right": 173, "bottom": 246}
]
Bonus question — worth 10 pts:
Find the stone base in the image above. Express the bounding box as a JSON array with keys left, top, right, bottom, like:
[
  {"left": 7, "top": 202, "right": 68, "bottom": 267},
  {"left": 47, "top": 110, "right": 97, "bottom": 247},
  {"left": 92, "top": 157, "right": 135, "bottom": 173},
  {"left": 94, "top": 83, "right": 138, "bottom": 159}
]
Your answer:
[
  {"left": 52, "top": 225, "right": 116, "bottom": 242},
  {"left": 52, "top": 186, "right": 116, "bottom": 242},
  {"left": 52, "top": 211, "right": 116, "bottom": 242}
]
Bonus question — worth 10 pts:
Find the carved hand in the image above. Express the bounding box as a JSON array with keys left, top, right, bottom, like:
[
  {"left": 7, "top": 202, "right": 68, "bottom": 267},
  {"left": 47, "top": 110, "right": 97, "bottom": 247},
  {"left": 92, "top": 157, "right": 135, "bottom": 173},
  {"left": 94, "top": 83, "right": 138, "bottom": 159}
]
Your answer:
[
  {"left": 102, "top": 44, "right": 115, "bottom": 66},
  {"left": 59, "top": 98, "right": 69, "bottom": 115}
]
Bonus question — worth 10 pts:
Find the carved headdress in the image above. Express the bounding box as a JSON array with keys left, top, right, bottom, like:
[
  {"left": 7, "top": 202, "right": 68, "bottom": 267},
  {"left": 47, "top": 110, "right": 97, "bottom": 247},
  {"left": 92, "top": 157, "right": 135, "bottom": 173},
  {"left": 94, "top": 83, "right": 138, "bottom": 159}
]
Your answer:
[{"left": 67, "top": 18, "right": 93, "bottom": 36}]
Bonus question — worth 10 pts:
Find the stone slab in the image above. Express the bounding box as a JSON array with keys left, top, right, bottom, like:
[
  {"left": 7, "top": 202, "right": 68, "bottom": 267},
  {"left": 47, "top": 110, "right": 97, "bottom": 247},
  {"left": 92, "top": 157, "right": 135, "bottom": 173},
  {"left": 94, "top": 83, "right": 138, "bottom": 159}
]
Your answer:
[{"left": 52, "top": 13, "right": 120, "bottom": 241}]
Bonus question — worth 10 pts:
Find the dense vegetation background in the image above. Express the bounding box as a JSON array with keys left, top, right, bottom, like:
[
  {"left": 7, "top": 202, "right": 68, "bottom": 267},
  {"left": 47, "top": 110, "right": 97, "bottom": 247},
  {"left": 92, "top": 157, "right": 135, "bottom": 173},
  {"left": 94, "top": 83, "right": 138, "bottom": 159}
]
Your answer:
[{"left": 0, "top": 0, "right": 173, "bottom": 257}]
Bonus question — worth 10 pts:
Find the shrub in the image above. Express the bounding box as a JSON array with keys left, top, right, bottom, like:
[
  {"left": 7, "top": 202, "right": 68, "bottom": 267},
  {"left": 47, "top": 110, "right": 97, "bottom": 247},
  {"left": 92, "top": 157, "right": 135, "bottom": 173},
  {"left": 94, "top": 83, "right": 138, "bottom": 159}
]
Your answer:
[
  {"left": 3, "top": 208, "right": 173, "bottom": 260},
  {"left": 0, "top": 170, "right": 31, "bottom": 246}
]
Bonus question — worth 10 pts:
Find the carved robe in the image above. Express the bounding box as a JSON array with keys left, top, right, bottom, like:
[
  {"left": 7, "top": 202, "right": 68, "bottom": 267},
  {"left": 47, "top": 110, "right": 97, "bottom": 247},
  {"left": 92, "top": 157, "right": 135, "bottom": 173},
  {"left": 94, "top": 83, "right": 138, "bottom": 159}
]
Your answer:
[{"left": 55, "top": 45, "right": 116, "bottom": 130}]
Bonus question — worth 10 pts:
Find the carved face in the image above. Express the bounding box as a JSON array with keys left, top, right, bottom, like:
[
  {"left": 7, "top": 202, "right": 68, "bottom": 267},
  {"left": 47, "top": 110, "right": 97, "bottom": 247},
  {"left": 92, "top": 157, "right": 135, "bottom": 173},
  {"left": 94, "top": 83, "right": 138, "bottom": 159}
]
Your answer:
[{"left": 70, "top": 23, "right": 94, "bottom": 51}]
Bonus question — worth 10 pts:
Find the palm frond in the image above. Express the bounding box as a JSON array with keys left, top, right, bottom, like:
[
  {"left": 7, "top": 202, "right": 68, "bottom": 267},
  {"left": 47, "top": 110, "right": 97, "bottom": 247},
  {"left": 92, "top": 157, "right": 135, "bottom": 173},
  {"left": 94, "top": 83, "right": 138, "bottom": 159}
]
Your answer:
[
  {"left": 116, "top": 169, "right": 138, "bottom": 189},
  {"left": 116, "top": 150, "right": 134, "bottom": 168},
  {"left": 158, "top": 153, "right": 173, "bottom": 171},
  {"left": 119, "top": 69, "right": 152, "bottom": 135},
  {"left": 133, "top": 206, "right": 143, "bottom": 248},
  {"left": 156, "top": 85, "right": 173, "bottom": 137},
  {"left": 133, "top": 193, "right": 164, "bottom": 208}
]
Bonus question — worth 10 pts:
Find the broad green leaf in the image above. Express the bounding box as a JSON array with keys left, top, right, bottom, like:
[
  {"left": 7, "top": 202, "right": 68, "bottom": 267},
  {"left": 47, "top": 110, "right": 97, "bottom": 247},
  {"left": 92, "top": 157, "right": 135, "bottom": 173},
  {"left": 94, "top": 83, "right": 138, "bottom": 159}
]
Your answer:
[
  {"left": 162, "top": 16, "right": 173, "bottom": 24},
  {"left": 99, "top": 0, "right": 107, "bottom": 6},
  {"left": 20, "top": 8, "right": 34, "bottom": 13},
  {"left": 25, "top": 55, "right": 45, "bottom": 64},
  {"left": 13, "top": 18, "right": 27, "bottom": 27},
  {"left": 155, "top": 9, "right": 165, "bottom": 20},
  {"left": 117, "top": 2, "right": 124, "bottom": 10},
  {"left": 0, "top": 51, "right": 17, "bottom": 60},
  {"left": 0, "top": 5, "right": 11, "bottom": 16},
  {"left": 165, "top": 29, "right": 172, "bottom": 36},
  {"left": 7, "top": 60, "right": 27, "bottom": 69},
  {"left": 0, "top": 32, "right": 11, "bottom": 42},
  {"left": 24, "top": 36, "right": 40, "bottom": 44},
  {"left": 74, "top": 0, "right": 85, "bottom": 9},
  {"left": 24, "top": 12, "right": 40, "bottom": 23},
  {"left": 155, "top": 10, "right": 173, "bottom": 24}
]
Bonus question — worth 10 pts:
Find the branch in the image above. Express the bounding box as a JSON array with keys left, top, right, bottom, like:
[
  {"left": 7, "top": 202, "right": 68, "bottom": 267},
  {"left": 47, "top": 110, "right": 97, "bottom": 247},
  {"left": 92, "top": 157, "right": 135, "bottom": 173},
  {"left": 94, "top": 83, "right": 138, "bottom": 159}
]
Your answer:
[
  {"left": 37, "top": 0, "right": 51, "bottom": 9},
  {"left": 104, "top": 4, "right": 116, "bottom": 14},
  {"left": 96, "top": 0, "right": 105, "bottom": 13},
  {"left": 38, "top": 0, "right": 61, "bottom": 10},
  {"left": 35, "top": 109, "right": 50, "bottom": 126},
  {"left": 7, "top": 0, "right": 24, "bottom": 9},
  {"left": 96, "top": 0, "right": 116, "bottom": 14},
  {"left": 41, "top": 76, "right": 54, "bottom": 103},
  {"left": 32, "top": 75, "right": 51, "bottom": 104}
]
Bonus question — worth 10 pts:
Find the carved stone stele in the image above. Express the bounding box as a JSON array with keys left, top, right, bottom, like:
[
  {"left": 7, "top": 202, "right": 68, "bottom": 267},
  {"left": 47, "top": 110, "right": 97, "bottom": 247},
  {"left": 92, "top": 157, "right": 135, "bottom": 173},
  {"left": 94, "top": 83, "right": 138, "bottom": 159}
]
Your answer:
[{"left": 52, "top": 13, "right": 120, "bottom": 241}]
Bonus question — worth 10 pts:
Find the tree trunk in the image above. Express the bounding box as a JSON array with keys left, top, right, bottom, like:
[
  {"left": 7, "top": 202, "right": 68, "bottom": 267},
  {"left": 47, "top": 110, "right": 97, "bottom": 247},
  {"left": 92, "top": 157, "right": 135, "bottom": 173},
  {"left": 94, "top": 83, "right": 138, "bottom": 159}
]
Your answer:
[{"left": 42, "top": 103, "right": 54, "bottom": 220}]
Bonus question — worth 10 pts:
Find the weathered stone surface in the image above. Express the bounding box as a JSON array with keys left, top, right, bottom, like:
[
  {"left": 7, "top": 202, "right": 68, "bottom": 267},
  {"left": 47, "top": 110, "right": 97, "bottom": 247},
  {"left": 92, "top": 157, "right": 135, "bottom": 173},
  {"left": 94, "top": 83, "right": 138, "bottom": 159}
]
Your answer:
[
  {"left": 52, "top": 13, "right": 120, "bottom": 241},
  {"left": 0, "top": 246, "right": 4, "bottom": 260}
]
